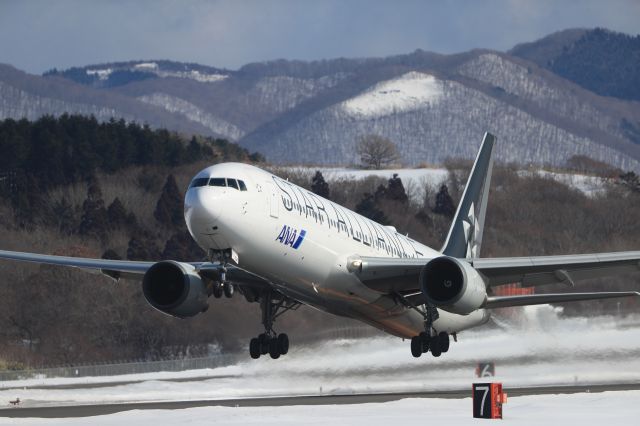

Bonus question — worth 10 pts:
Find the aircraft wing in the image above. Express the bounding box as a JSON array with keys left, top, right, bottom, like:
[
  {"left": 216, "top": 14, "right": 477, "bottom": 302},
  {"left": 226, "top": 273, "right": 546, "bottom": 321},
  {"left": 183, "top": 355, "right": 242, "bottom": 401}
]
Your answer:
[
  {"left": 349, "top": 250, "right": 640, "bottom": 293},
  {"left": 473, "top": 251, "right": 640, "bottom": 287},
  {"left": 484, "top": 291, "right": 640, "bottom": 309},
  {"left": 0, "top": 249, "right": 271, "bottom": 288}
]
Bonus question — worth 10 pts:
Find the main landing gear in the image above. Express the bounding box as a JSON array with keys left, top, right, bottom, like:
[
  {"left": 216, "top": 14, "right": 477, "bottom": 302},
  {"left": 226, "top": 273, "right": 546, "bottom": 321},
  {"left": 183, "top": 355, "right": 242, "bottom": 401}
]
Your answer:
[
  {"left": 249, "top": 290, "right": 300, "bottom": 360},
  {"left": 410, "top": 331, "right": 451, "bottom": 358},
  {"left": 403, "top": 302, "right": 452, "bottom": 358}
]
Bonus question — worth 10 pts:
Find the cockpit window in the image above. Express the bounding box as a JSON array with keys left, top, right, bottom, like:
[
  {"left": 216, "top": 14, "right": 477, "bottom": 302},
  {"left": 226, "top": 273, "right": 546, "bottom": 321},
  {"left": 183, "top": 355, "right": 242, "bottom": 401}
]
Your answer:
[
  {"left": 205, "top": 177, "right": 248, "bottom": 191},
  {"left": 189, "top": 177, "right": 209, "bottom": 188},
  {"left": 227, "top": 178, "right": 239, "bottom": 190}
]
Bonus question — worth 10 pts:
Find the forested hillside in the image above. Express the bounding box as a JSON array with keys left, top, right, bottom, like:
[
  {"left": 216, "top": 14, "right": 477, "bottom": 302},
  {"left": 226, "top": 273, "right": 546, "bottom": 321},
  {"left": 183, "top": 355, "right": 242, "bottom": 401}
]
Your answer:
[
  {"left": 511, "top": 28, "right": 640, "bottom": 102},
  {"left": 0, "top": 115, "right": 269, "bottom": 368},
  {"left": 1, "top": 116, "right": 639, "bottom": 369}
]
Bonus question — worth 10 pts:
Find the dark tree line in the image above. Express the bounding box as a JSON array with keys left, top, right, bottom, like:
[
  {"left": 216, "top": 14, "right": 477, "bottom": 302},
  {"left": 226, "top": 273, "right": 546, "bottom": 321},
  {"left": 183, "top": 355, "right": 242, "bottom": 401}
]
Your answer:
[
  {"left": 0, "top": 114, "right": 260, "bottom": 198},
  {"left": 0, "top": 115, "right": 263, "bottom": 223}
]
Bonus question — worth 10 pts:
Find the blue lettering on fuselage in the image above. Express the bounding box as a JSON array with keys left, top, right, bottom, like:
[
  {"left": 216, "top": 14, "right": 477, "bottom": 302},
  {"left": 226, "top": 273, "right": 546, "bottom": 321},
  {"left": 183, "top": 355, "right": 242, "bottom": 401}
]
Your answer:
[{"left": 276, "top": 225, "right": 307, "bottom": 249}]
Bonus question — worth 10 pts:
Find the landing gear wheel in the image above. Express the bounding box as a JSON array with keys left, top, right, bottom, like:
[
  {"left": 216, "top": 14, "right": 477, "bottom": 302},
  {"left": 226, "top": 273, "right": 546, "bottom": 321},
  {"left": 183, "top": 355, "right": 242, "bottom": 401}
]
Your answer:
[
  {"left": 438, "top": 332, "right": 450, "bottom": 353},
  {"left": 258, "top": 333, "right": 269, "bottom": 355},
  {"left": 249, "top": 338, "right": 260, "bottom": 359},
  {"left": 410, "top": 336, "right": 422, "bottom": 358},
  {"left": 419, "top": 331, "right": 431, "bottom": 353},
  {"left": 277, "top": 334, "right": 289, "bottom": 355},
  {"left": 269, "top": 339, "right": 281, "bottom": 359},
  {"left": 212, "top": 283, "right": 223, "bottom": 298},
  {"left": 223, "top": 283, "right": 234, "bottom": 298},
  {"left": 430, "top": 337, "right": 442, "bottom": 357}
]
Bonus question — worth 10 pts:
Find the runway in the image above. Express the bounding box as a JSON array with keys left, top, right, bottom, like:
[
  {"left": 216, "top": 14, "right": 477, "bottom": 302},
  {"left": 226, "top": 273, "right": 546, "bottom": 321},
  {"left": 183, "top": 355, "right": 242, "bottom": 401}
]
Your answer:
[
  {"left": 3, "top": 383, "right": 640, "bottom": 418},
  {"left": 3, "top": 309, "right": 640, "bottom": 423}
]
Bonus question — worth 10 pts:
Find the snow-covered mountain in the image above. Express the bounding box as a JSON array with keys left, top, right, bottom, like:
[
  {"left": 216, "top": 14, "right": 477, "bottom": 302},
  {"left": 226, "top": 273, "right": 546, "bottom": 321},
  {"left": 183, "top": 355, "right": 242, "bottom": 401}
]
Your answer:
[
  {"left": 2, "top": 29, "right": 640, "bottom": 170},
  {"left": 239, "top": 51, "right": 640, "bottom": 170}
]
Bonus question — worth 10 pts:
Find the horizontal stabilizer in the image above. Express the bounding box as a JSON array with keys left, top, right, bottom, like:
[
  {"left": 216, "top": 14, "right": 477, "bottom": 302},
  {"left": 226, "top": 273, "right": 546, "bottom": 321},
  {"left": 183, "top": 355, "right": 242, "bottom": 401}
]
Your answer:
[{"left": 484, "top": 291, "right": 640, "bottom": 309}]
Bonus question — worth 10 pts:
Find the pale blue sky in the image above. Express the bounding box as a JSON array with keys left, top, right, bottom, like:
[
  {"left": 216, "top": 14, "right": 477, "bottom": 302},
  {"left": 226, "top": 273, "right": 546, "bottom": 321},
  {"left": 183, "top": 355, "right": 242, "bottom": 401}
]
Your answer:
[{"left": 1, "top": 0, "right": 638, "bottom": 74}]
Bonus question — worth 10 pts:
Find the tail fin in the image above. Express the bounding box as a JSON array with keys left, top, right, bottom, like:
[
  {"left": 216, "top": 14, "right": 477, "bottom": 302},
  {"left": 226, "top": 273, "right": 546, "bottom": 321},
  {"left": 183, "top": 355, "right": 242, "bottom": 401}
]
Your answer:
[{"left": 441, "top": 132, "right": 495, "bottom": 259}]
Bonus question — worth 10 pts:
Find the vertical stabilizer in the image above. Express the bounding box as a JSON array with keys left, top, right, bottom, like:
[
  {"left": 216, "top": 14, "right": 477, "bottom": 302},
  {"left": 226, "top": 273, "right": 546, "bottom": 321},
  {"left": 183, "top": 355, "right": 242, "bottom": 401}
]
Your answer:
[{"left": 441, "top": 132, "right": 495, "bottom": 259}]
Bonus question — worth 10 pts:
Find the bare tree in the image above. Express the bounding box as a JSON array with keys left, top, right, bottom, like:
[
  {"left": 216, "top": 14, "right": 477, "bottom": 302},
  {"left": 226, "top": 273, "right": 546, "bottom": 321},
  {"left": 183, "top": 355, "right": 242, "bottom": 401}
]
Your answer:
[{"left": 356, "top": 134, "right": 400, "bottom": 169}]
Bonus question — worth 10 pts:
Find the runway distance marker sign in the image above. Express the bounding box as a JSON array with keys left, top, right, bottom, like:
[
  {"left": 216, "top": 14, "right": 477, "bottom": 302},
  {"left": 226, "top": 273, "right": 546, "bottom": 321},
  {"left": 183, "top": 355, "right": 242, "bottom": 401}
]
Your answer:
[{"left": 473, "top": 382, "right": 507, "bottom": 419}]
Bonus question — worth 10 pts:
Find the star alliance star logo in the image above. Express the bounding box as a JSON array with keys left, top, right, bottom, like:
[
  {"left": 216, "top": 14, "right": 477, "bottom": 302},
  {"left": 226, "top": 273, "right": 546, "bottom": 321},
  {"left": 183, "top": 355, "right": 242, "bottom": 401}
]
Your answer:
[{"left": 462, "top": 202, "right": 480, "bottom": 258}]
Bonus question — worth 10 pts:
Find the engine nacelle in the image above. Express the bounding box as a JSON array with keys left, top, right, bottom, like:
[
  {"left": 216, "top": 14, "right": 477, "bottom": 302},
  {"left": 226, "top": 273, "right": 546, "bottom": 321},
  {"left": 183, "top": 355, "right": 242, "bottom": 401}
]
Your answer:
[
  {"left": 142, "top": 261, "right": 208, "bottom": 318},
  {"left": 419, "top": 256, "right": 487, "bottom": 315}
]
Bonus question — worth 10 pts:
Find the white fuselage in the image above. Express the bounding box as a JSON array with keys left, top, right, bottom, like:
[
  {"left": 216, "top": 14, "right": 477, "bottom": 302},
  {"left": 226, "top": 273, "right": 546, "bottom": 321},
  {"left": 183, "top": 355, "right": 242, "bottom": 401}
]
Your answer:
[{"left": 184, "top": 162, "right": 489, "bottom": 338}]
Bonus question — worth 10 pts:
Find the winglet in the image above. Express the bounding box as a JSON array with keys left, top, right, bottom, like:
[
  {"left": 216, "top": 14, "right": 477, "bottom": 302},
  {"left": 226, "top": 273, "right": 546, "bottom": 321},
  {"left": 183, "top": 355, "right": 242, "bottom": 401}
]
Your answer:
[{"left": 441, "top": 132, "right": 495, "bottom": 259}]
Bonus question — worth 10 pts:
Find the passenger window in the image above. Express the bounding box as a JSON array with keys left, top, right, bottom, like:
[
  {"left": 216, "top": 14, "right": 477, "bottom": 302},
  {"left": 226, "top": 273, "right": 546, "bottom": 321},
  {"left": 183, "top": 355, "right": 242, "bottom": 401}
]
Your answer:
[
  {"left": 227, "top": 178, "right": 239, "bottom": 190},
  {"left": 238, "top": 180, "right": 247, "bottom": 191},
  {"left": 189, "top": 177, "right": 209, "bottom": 188},
  {"left": 209, "top": 178, "right": 226, "bottom": 187}
]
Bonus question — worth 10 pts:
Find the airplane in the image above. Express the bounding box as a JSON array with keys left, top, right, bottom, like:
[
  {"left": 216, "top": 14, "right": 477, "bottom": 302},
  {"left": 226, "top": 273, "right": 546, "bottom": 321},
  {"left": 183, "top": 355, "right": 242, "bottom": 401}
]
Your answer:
[{"left": 1, "top": 132, "right": 639, "bottom": 360}]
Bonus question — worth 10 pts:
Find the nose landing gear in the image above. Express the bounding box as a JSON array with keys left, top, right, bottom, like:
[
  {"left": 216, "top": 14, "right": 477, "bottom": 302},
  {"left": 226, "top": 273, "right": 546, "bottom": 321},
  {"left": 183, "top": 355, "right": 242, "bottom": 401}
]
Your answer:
[
  {"left": 206, "top": 248, "right": 236, "bottom": 299},
  {"left": 210, "top": 279, "right": 234, "bottom": 298}
]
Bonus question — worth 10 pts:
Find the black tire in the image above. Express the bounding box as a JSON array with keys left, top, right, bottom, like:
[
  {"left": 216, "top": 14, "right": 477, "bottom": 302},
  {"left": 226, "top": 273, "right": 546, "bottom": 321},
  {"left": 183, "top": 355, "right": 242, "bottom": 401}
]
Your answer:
[
  {"left": 438, "top": 332, "right": 450, "bottom": 353},
  {"left": 419, "top": 332, "right": 430, "bottom": 353},
  {"left": 430, "top": 337, "right": 442, "bottom": 357},
  {"left": 410, "top": 336, "right": 422, "bottom": 358},
  {"left": 249, "top": 338, "right": 261, "bottom": 359},
  {"left": 223, "top": 283, "right": 234, "bottom": 298},
  {"left": 212, "top": 283, "right": 223, "bottom": 298},
  {"left": 277, "top": 333, "right": 289, "bottom": 355},
  {"left": 269, "top": 339, "right": 281, "bottom": 359},
  {"left": 258, "top": 333, "right": 269, "bottom": 355}
]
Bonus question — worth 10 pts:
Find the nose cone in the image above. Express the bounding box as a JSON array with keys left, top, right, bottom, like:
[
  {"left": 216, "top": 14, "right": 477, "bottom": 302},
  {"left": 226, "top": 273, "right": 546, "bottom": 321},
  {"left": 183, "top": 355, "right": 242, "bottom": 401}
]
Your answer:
[{"left": 184, "top": 187, "right": 225, "bottom": 236}]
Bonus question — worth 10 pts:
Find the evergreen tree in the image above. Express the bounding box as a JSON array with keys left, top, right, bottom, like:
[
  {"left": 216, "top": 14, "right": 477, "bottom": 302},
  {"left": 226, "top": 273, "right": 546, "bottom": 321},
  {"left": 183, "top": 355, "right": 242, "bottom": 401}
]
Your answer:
[
  {"left": 433, "top": 184, "right": 455, "bottom": 218},
  {"left": 415, "top": 208, "right": 433, "bottom": 226},
  {"left": 187, "top": 136, "right": 201, "bottom": 162},
  {"left": 100, "top": 249, "right": 123, "bottom": 281},
  {"left": 386, "top": 174, "right": 408, "bottom": 203},
  {"left": 162, "top": 232, "right": 205, "bottom": 261},
  {"left": 101, "top": 249, "right": 122, "bottom": 260},
  {"left": 79, "top": 177, "right": 109, "bottom": 239},
  {"left": 50, "top": 197, "right": 76, "bottom": 234},
  {"left": 311, "top": 171, "right": 330, "bottom": 199},
  {"left": 355, "top": 193, "right": 389, "bottom": 225},
  {"left": 107, "top": 197, "right": 133, "bottom": 229},
  {"left": 12, "top": 173, "right": 44, "bottom": 226},
  {"left": 154, "top": 174, "right": 183, "bottom": 227},
  {"left": 127, "top": 232, "right": 161, "bottom": 261},
  {"left": 374, "top": 184, "right": 387, "bottom": 201}
]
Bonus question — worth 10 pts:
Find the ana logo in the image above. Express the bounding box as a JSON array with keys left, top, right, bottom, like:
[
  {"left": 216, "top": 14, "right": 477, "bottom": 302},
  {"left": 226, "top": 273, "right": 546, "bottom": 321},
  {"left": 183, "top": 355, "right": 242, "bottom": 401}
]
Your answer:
[{"left": 276, "top": 225, "right": 307, "bottom": 249}]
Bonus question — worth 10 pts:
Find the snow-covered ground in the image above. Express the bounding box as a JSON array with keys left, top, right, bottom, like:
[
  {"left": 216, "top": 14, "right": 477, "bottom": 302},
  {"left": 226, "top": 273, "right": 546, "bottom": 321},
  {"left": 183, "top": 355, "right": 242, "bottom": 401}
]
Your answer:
[
  {"left": 2, "top": 307, "right": 640, "bottom": 423},
  {"left": 341, "top": 72, "right": 443, "bottom": 118},
  {"left": 2, "top": 306, "right": 639, "bottom": 407}
]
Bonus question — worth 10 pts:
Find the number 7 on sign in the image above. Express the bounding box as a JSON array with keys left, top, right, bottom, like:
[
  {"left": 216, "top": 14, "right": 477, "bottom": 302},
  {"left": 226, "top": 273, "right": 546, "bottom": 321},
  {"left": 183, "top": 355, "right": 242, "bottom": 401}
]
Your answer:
[{"left": 476, "top": 385, "right": 489, "bottom": 417}]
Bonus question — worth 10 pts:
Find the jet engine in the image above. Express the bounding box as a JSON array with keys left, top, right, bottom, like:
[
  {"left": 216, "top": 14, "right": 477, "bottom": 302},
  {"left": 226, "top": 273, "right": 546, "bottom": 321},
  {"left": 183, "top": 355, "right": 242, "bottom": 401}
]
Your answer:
[
  {"left": 419, "top": 256, "right": 487, "bottom": 315},
  {"left": 142, "top": 261, "right": 209, "bottom": 318}
]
